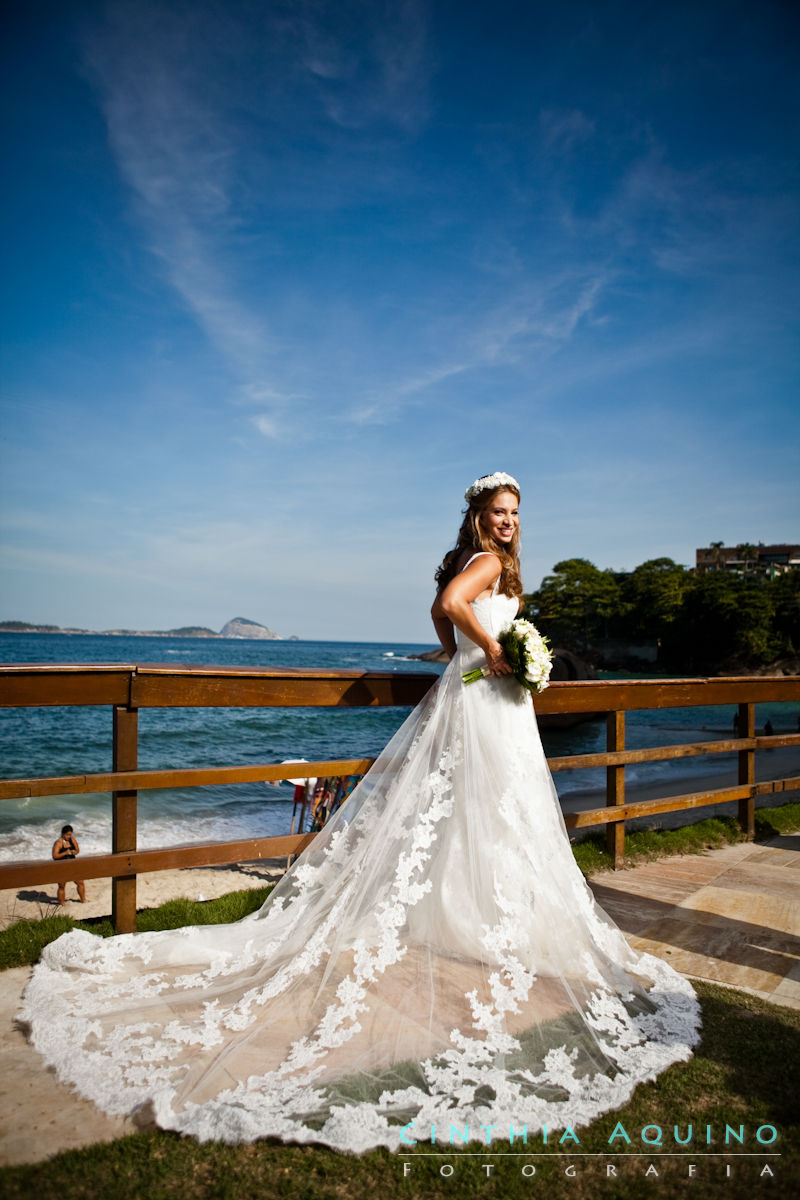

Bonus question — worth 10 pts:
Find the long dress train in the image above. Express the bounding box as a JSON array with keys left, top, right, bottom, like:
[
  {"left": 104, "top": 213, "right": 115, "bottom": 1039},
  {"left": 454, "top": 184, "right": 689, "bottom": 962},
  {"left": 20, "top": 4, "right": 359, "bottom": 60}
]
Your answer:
[{"left": 19, "top": 558, "right": 701, "bottom": 1153}]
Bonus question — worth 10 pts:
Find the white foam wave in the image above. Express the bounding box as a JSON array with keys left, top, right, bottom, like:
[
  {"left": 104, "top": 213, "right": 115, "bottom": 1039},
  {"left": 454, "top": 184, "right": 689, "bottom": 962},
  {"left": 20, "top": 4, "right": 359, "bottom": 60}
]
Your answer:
[{"left": 0, "top": 804, "right": 294, "bottom": 864}]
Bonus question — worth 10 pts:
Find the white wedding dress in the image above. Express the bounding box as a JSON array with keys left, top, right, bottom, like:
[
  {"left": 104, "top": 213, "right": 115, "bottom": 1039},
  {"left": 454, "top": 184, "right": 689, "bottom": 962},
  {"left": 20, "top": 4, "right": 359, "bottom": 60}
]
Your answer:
[{"left": 20, "top": 555, "right": 701, "bottom": 1153}]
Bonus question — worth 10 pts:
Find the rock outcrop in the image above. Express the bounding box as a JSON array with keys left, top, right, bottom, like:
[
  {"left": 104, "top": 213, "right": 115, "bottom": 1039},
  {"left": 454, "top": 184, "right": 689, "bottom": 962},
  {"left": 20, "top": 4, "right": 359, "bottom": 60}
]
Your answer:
[
  {"left": 219, "top": 617, "right": 281, "bottom": 640},
  {"left": 411, "top": 647, "right": 450, "bottom": 663}
]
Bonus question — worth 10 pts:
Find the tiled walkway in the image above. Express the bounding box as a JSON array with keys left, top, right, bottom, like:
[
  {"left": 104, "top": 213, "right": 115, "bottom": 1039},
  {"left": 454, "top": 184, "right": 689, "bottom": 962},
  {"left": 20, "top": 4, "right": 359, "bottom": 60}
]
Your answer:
[{"left": 588, "top": 832, "right": 800, "bottom": 1009}]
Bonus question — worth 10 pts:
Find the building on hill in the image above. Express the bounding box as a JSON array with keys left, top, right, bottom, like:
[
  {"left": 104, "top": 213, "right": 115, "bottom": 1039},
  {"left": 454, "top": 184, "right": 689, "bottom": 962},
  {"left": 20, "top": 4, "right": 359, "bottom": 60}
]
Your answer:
[{"left": 696, "top": 542, "right": 800, "bottom": 576}]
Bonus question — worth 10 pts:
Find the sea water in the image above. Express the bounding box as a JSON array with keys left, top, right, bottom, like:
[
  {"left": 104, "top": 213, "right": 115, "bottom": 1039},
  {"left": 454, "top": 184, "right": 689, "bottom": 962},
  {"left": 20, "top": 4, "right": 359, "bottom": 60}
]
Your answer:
[{"left": 1, "top": 634, "right": 797, "bottom": 861}]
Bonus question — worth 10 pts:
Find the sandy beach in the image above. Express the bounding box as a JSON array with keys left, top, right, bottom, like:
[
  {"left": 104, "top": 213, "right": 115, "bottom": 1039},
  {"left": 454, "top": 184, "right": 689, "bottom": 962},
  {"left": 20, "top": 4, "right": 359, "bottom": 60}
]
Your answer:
[
  {"left": 1, "top": 744, "right": 798, "bottom": 931},
  {"left": 0, "top": 859, "right": 285, "bottom": 931}
]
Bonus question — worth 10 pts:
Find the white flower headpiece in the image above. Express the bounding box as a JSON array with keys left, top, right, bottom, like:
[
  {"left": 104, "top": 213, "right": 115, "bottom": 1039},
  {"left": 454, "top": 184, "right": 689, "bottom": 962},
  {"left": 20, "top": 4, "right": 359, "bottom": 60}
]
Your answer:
[{"left": 464, "top": 472, "right": 520, "bottom": 502}]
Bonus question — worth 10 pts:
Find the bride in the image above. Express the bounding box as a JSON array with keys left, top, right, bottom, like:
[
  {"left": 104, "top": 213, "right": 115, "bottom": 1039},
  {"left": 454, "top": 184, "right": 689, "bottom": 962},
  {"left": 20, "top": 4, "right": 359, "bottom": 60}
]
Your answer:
[{"left": 20, "top": 472, "right": 700, "bottom": 1153}]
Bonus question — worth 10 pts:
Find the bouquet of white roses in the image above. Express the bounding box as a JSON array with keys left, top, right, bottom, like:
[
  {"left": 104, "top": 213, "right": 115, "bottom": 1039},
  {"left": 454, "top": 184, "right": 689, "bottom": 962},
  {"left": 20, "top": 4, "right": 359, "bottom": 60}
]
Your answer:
[{"left": 462, "top": 618, "right": 553, "bottom": 693}]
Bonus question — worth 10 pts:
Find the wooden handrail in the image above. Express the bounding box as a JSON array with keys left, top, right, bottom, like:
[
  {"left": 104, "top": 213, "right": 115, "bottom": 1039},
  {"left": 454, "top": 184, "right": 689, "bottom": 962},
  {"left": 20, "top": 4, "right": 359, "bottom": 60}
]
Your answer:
[
  {"left": 1, "top": 665, "right": 798, "bottom": 932},
  {"left": 547, "top": 733, "right": 800, "bottom": 772},
  {"left": 1, "top": 663, "right": 797, "bottom": 709},
  {"left": 0, "top": 758, "right": 377, "bottom": 801},
  {"left": 3, "top": 737, "right": 800, "bottom": 801},
  {"left": 4, "top": 775, "right": 798, "bottom": 892},
  {"left": 0, "top": 664, "right": 438, "bottom": 708},
  {"left": 0, "top": 833, "right": 318, "bottom": 890}
]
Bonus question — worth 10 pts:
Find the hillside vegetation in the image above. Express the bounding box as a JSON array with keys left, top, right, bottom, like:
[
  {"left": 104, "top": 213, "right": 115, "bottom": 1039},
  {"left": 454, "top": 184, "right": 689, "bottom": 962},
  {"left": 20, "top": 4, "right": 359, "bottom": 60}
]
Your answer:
[{"left": 524, "top": 558, "right": 800, "bottom": 673}]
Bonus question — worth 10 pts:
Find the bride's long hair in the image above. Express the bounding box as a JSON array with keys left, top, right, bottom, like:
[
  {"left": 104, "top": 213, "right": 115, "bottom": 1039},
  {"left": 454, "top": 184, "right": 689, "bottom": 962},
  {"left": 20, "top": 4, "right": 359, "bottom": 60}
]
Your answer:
[{"left": 435, "top": 482, "right": 523, "bottom": 599}]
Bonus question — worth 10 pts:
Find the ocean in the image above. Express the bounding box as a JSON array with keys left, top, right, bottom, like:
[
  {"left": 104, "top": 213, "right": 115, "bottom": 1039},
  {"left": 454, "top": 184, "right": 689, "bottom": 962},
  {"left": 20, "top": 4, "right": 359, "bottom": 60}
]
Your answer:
[{"left": 1, "top": 633, "right": 798, "bottom": 862}]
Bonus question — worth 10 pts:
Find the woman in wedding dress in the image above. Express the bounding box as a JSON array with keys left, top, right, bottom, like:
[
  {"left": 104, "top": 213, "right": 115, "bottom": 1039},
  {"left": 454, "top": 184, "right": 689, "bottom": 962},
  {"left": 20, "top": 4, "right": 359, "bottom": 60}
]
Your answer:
[{"left": 20, "top": 472, "right": 701, "bottom": 1153}]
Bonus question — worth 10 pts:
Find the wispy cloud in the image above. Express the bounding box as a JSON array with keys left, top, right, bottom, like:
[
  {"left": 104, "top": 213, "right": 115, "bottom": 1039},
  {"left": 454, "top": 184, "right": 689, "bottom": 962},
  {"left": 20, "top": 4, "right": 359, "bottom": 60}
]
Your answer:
[
  {"left": 80, "top": 0, "right": 437, "bottom": 443},
  {"left": 345, "top": 267, "right": 610, "bottom": 424},
  {"left": 252, "top": 413, "right": 280, "bottom": 438},
  {"left": 83, "top": 4, "right": 279, "bottom": 393},
  {"left": 6, "top": 0, "right": 796, "bottom": 636},
  {"left": 554, "top": 138, "right": 797, "bottom": 289},
  {"left": 526, "top": 276, "right": 608, "bottom": 342},
  {"left": 299, "top": 0, "right": 432, "bottom": 132},
  {"left": 539, "top": 107, "right": 595, "bottom": 155}
]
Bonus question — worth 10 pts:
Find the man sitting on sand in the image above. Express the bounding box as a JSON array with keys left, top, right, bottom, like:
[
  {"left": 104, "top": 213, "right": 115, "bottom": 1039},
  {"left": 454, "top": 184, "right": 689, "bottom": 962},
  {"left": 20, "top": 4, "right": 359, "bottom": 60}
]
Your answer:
[{"left": 52, "top": 824, "right": 86, "bottom": 905}]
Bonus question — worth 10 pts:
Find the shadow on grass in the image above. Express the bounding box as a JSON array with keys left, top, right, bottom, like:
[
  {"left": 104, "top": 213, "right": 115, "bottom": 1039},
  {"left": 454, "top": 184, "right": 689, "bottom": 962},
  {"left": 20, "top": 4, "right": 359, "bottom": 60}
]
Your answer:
[
  {"left": 0, "top": 982, "right": 797, "bottom": 1200},
  {"left": 693, "top": 984, "right": 800, "bottom": 1125}
]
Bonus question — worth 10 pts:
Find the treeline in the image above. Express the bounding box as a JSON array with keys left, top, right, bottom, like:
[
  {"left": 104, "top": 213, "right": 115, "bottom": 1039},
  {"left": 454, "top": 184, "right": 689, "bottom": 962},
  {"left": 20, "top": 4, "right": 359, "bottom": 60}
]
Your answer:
[{"left": 522, "top": 558, "right": 800, "bottom": 672}]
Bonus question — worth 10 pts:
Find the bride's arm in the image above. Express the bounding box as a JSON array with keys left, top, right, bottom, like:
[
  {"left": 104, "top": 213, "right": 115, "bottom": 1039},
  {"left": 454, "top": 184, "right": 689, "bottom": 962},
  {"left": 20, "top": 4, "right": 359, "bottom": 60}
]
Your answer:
[
  {"left": 430, "top": 610, "right": 457, "bottom": 658},
  {"left": 432, "top": 557, "right": 512, "bottom": 676}
]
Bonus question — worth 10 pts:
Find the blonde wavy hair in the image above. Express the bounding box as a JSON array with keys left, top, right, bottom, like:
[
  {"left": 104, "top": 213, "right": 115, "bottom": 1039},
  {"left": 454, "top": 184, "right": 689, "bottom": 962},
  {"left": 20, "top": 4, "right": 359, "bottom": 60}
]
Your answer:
[{"left": 435, "top": 482, "right": 523, "bottom": 599}]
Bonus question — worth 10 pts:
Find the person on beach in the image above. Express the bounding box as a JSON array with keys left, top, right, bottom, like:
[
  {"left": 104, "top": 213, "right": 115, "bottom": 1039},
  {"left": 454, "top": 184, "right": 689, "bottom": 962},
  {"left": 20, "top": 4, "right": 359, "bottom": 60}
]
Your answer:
[
  {"left": 22, "top": 472, "right": 701, "bottom": 1154},
  {"left": 51, "top": 825, "right": 86, "bottom": 905}
]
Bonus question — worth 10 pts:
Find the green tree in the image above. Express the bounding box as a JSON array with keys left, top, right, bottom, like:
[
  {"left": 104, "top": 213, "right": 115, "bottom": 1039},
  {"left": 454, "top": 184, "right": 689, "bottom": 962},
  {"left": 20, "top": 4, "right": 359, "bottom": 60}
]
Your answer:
[
  {"left": 661, "top": 572, "right": 773, "bottom": 670},
  {"left": 620, "top": 558, "right": 688, "bottom": 639},
  {"left": 708, "top": 540, "right": 725, "bottom": 570},
  {"left": 526, "top": 552, "right": 797, "bottom": 670},
  {"left": 736, "top": 543, "right": 759, "bottom": 573},
  {"left": 769, "top": 570, "right": 800, "bottom": 656},
  {"left": 523, "top": 558, "right": 624, "bottom": 645}
]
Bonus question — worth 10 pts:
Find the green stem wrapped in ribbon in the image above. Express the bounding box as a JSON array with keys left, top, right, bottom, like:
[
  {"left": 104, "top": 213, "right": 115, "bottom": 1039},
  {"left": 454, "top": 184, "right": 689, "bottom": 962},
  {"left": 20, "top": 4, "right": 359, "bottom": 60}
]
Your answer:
[
  {"left": 462, "top": 619, "right": 553, "bottom": 693},
  {"left": 462, "top": 665, "right": 490, "bottom": 684}
]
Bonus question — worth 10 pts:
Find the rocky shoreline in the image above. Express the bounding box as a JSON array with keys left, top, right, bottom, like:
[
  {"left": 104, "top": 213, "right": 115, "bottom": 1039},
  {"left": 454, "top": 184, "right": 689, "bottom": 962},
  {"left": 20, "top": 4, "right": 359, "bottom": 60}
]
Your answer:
[
  {"left": 712, "top": 654, "right": 800, "bottom": 677},
  {"left": 410, "top": 644, "right": 800, "bottom": 683},
  {"left": 0, "top": 616, "right": 283, "bottom": 640}
]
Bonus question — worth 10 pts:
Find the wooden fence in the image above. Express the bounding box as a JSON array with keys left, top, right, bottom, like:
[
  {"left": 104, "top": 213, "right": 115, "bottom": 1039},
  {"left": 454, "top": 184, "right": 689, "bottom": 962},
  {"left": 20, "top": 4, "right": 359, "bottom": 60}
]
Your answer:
[{"left": 1, "top": 664, "right": 798, "bottom": 933}]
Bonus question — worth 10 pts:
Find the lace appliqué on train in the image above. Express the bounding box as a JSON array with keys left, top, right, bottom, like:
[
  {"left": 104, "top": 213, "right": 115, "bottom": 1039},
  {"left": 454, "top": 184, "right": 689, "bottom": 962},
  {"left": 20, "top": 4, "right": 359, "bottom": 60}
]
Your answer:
[{"left": 20, "top": 584, "right": 701, "bottom": 1153}]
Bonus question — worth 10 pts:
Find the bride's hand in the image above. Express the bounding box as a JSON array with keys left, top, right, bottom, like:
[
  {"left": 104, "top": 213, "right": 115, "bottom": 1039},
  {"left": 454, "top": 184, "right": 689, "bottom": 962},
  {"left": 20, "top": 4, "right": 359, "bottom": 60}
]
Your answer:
[{"left": 485, "top": 640, "right": 512, "bottom": 676}]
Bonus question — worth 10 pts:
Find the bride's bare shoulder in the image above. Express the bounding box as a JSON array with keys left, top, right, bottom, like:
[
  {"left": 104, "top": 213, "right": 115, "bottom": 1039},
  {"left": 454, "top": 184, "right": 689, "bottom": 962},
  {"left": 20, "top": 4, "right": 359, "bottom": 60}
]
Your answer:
[{"left": 458, "top": 550, "right": 501, "bottom": 575}]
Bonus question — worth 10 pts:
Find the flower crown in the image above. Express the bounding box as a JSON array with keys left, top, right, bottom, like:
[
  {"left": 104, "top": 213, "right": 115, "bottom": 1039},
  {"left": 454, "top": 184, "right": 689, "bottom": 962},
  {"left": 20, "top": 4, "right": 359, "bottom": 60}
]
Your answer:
[{"left": 464, "top": 472, "right": 520, "bottom": 502}]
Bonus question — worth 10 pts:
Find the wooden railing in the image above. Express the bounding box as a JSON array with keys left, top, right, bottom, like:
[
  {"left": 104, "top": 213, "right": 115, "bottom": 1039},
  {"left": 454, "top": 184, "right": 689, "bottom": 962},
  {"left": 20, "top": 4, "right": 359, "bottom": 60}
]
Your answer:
[{"left": 1, "top": 664, "right": 798, "bottom": 933}]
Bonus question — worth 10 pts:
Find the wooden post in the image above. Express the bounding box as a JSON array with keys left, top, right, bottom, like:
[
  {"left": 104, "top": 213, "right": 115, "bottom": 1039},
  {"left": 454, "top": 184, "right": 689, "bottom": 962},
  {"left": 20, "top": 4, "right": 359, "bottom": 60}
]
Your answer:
[
  {"left": 738, "top": 701, "right": 755, "bottom": 839},
  {"left": 605, "top": 710, "right": 626, "bottom": 869},
  {"left": 112, "top": 705, "right": 138, "bottom": 933}
]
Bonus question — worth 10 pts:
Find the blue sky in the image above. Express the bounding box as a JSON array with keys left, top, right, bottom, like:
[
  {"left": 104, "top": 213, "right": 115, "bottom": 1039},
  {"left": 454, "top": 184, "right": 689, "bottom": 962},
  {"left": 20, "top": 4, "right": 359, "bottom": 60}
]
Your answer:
[{"left": 1, "top": 0, "right": 798, "bottom": 640}]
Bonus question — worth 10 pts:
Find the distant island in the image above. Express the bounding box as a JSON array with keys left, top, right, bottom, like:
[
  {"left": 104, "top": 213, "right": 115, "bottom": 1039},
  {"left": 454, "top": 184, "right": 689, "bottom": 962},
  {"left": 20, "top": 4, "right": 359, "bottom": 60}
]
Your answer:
[{"left": 0, "top": 616, "right": 284, "bottom": 640}]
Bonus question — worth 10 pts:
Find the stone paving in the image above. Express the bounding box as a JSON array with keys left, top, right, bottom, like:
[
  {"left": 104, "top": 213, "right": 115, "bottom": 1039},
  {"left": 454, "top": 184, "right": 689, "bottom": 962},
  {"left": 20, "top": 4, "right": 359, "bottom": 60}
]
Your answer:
[
  {"left": 588, "top": 833, "right": 800, "bottom": 1010},
  {"left": 0, "top": 833, "right": 798, "bottom": 1166}
]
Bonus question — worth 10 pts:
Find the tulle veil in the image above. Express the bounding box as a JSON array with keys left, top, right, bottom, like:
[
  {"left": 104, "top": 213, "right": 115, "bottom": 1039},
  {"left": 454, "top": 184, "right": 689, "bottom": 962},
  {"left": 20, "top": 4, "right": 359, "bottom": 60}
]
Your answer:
[{"left": 20, "top": 588, "right": 700, "bottom": 1153}]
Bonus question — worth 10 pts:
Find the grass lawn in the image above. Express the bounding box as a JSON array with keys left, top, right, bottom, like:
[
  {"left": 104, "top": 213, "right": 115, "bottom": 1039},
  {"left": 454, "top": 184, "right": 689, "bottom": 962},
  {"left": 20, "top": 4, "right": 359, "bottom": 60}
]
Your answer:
[
  {"left": 0, "top": 979, "right": 796, "bottom": 1199},
  {"left": 570, "top": 799, "right": 800, "bottom": 875},
  {"left": 1, "top": 802, "right": 797, "bottom": 1198}
]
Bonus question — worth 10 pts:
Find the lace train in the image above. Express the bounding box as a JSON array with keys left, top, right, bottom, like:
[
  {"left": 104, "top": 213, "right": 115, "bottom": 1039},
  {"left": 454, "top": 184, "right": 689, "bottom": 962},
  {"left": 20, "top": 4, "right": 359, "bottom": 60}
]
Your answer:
[{"left": 20, "top": 588, "right": 701, "bottom": 1153}]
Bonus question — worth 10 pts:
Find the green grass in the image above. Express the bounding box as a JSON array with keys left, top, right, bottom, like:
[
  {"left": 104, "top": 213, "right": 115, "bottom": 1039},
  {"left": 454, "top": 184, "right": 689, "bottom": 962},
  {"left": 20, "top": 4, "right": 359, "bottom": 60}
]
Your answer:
[
  {"left": 753, "top": 800, "right": 800, "bottom": 837},
  {"left": 0, "top": 979, "right": 796, "bottom": 1199},
  {"left": 1, "top": 803, "right": 798, "bottom": 1196},
  {"left": 571, "top": 800, "right": 800, "bottom": 876},
  {"left": 0, "top": 886, "right": 274, "bottom": 970}
]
